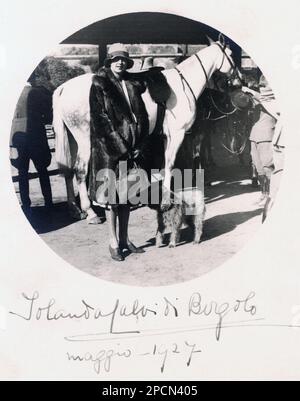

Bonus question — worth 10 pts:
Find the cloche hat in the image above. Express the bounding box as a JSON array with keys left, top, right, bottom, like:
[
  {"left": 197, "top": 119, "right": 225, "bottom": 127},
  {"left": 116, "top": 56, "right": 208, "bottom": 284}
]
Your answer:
[{"left": 104, "top": 43, "right": 134, "bottom": 69}]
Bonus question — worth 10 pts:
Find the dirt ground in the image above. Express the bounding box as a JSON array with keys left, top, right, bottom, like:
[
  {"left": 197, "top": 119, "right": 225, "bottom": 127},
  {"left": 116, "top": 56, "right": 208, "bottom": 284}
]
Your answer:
[{"left": 11, "top": 135, "right": 264, "bottom": 287}]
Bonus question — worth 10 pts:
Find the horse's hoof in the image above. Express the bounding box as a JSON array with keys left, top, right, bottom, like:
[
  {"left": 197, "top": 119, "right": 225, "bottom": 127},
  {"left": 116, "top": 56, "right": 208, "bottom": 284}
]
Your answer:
[
  {"left": 169, "top": 243, "right": 176, "bottom": 248},
  {"left": 69, "top": 209, "right": 87, "bottom": 221},
  {"left": 80, "top": 211, "right": 88, "bottom": 220},
  {"left": 87, "top": 216, "right": 106, "bottom": 225}
]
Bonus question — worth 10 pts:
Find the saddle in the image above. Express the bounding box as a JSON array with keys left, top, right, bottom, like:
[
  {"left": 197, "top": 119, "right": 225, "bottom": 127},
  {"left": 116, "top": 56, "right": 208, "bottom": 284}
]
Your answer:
[{"left": 126, "top": 68, "right": 171, "bottom": 104}]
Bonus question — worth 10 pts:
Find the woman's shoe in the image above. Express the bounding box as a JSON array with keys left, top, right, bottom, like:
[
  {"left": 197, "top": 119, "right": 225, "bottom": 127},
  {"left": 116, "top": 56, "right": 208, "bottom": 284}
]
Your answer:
[
  {"left": 109, "top": 246, "right": 124, "bottom": 261},
  {"left": 119, "top": 242, "right": 145, "bottom": 254}
]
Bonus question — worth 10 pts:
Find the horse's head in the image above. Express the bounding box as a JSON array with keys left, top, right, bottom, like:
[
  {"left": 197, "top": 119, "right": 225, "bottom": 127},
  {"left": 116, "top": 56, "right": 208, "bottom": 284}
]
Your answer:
[
  {"left": 207, "top": 36, "right": 236, "bottom": 77},
  {"left": 214, "top": 41, "right": 235, "bottom": 75}
]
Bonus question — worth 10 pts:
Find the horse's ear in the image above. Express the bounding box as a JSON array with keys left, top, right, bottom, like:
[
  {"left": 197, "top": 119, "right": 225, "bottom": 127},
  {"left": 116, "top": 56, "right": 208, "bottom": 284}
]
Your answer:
[
  {"left": 218, "top": 33, "right": 226, "bottom": 47},
  {"left": 206, "top": 35, "right": 215, "bottom": 45},
  {"left": 225, "top": 46, "right": 233, "bottom": 56}
]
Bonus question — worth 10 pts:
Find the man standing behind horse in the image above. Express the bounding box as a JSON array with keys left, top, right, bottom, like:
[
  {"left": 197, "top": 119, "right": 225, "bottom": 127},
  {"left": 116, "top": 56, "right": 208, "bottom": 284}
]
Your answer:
[
  {"left": 10, "top": 68, "right": 53, "bottom": 217},
  {"left": 242, "top": 75, "right": 279, "bottom": 207},
  {"left": 89, "top": 43, "right": 148, "bottom": 261}
]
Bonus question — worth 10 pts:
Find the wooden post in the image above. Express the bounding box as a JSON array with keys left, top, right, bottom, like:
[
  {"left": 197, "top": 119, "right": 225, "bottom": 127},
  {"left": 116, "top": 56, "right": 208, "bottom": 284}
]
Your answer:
[{"left": 98, "top": 43, "right": 107, "bottom": 68}]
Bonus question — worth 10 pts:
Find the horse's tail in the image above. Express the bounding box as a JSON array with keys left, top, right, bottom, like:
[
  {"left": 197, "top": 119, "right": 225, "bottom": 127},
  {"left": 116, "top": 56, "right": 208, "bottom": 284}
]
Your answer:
[{"left": 52, "top": 86, "right": 72, "bottom": 173}]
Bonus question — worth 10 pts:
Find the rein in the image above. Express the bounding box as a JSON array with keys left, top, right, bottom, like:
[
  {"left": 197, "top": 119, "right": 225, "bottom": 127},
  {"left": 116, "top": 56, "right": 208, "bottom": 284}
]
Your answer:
[
  {"left": 174, "top": 42, "right": 239, "bottom": 116},
  {"left": 175, "top": 43, "right": 236, "bottom": 114},
  {"left": 221, "top": 122, "right": 249, "bottom": 155},
  {"left": 174, "top": 66, "right": 197, "bottom": 105},
  {"left": 222, "top": 138, "right": 248, "bottom": 155},
  {"left": 173, "top": 41, "right": 249, "bottom": 156},
  {"left": 195, "top": 42, "right": 249, "bottom": 156},
  {"left": 194, "top": 49, "right": 237, "bottom": 116}
]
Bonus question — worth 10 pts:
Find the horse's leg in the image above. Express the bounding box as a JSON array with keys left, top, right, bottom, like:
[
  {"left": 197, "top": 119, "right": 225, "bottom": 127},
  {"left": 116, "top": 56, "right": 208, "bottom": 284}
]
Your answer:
[
  {"left": 161, "top": 127, "right": 185, "bottom": 211},
  {"left": 206, "top": 131, "right": 216, "bottom": 167},
  {"left": 193, "top": 131, "right": 203, "bottom": 169},
  {"left": 196, "top": 133, "right": 205, "bottom": 169},
  {"left": 238, "top": 152, "right": 245, "bottom": 166},
  {"left": 65, "top": 171, "right": 86, "bottom": 220},
  {"left": 73, "top": 131, "right": 103, "bottom": 225},
  {"left": 75, "top": 164, "right": 101, "bottom": 224}
]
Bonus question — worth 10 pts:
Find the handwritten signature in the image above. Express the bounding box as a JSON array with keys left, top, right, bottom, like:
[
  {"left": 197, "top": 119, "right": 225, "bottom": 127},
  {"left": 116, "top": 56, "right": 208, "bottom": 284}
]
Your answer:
[
  {"left": 67, "top": 341, "right": 201, "bottom": 374},
  {"left": 9, "top": 290, "right": 300, "bottom": 375},
  {"left": 9, "top": 291, "right": 258, "bottom": 341}
]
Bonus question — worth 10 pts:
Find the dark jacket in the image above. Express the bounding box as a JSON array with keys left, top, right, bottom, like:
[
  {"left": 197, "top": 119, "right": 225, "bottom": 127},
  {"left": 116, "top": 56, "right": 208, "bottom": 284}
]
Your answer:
[
  {"left": 91, "top": 67, "right": 149, "bottom": 149},
  {"left": 10, "top": 84, "right": 53, "bottom": 167}
]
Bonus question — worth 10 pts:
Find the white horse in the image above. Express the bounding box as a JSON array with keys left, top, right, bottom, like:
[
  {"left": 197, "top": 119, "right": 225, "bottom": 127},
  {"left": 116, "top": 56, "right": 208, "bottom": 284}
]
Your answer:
[{"left": 53, "top": 40, "right": 234, "bottom": 223}]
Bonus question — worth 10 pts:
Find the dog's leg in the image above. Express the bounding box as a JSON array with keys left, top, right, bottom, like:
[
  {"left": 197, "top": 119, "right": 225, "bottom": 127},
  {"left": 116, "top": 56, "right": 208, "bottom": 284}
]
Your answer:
[
  {"left": 169, "top": 206, "right": 182, "bottom": 248},
  {"left": 156, "top": 212, "right": 165, "bottom": 247},
  {"left": 193, "top": 206, "right": 206, "bottom": 244},
  {"left": 169, "top": 229, "right": 179, "bottom": 248}
]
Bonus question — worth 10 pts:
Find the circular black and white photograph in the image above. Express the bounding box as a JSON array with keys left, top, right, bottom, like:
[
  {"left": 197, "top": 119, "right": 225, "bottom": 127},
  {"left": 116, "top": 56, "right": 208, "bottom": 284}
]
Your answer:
[{"left": 9, "top": 12, "right": 283, "bottom": 286}]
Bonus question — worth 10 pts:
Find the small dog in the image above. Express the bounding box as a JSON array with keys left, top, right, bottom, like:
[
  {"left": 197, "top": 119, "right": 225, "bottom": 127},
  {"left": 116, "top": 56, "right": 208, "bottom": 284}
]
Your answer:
[{"left": 155, "top": 188, "right": 206, "bottom": 248}]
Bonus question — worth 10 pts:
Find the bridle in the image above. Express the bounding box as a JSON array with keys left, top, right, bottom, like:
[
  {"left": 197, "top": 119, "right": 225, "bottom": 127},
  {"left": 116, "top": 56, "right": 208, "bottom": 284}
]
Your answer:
[
  {"left": 195, "top": 40, "right": 244, "bottom": 116},
  {"left": 175, "top": 35, "right": 250, "bottom": 156},
  {"left": 175, "top": 37, "right": 242, "bottom": 113},
  {"left": 214, "top": 33, "right": 244, "bottom": 86}
]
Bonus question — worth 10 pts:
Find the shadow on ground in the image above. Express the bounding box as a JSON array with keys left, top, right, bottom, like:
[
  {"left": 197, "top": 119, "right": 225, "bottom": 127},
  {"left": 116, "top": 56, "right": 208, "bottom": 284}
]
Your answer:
[
  {"left": 144, "top": 208, "right": 262, "bottom": 248},
  {"left": 23, "top": 202, "right": 78, "bottom": 234}
]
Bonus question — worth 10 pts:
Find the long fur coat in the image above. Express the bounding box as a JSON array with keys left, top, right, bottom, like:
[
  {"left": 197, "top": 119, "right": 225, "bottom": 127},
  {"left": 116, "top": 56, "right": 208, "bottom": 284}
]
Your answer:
[{"left": 89, "top": 67, "right": 150, "bottom": 203}]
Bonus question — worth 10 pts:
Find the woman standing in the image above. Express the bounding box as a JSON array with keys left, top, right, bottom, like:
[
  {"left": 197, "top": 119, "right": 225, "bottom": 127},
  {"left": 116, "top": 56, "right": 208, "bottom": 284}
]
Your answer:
[{"left": 90, "top": 44, "right": 148, "bottom": 261}]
